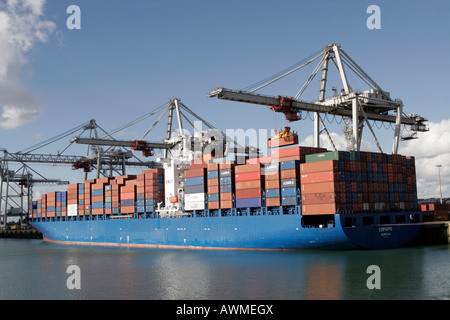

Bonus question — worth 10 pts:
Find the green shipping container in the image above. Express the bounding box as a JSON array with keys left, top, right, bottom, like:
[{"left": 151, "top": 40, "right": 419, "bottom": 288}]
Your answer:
[{"left": 305, "top": 151, "right": 343, "bottom": 163}]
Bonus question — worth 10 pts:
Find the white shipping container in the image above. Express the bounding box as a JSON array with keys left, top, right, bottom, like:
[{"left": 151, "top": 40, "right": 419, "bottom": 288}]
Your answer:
[
  {"left": 68, "top": 204, "right": 78, "bottom": 211},
  {"left": 184, "top": 201, "right": 205, "bottom": 211},
  {"left": 184, "top": 193, "right": 205, "bottom": 202}
]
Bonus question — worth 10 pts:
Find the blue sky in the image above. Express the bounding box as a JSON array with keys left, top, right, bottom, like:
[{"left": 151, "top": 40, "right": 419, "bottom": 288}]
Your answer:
[{"left": 1, "top": 0, "right": 450, "bottom": 198}]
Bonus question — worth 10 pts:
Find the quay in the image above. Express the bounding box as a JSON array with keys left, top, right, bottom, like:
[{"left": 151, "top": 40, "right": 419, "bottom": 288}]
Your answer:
[{"left": 0, "top": 227, "right": 43, "bottom": 239}]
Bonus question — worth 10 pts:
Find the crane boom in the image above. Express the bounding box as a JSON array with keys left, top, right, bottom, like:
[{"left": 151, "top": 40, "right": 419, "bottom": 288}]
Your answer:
[
  {"left": 208, "top": 87, "right": 417, "bottom": 125},
  {"left": 71, "top": 137, "right": 177, "bottom": 150}
]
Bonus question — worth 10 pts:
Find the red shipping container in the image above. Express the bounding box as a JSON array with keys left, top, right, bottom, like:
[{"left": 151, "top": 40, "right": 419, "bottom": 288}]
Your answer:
[
  {"left": 235, "top": 188, "right": 262, "bottom": 199},
  {"left": 235, "top": 171, "right": 261, "bottom": 182}
]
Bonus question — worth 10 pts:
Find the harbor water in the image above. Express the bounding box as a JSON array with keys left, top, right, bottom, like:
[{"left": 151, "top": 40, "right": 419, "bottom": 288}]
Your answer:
[{"left": 0, "top": 239, "right": 448, "bottom": 300}]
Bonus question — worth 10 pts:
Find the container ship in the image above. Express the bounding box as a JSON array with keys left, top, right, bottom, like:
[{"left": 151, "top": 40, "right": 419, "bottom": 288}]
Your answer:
[
  {"left": 28, "top": 44, "right": 438, "bottom": 250},
  {"left": 29, "top": 134, "right": 427, "bottom": 250}
]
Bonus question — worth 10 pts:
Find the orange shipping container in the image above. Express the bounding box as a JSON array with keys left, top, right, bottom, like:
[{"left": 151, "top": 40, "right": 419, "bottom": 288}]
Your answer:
[
  {"left": 120, "top": 192, "right": 135, "bottom": 200},
  {"left": 220, "top": 192, "right": 232, "bottom": 201},
  {"left": 302, "top": 193, "right": 337, "bottom": 205},
  {"left": 280, "top": 169, "right": 298, "bottom": 179},
  {"left": 266, "top": 197, "right": 281, "bottom": 207},
  {"left": 121, "top": 206, "right": 135, "bottom": 214},
  {"left": 300, "top": 160, "right": 339, "bottom": 174},
  {"left": 208, "top": 178, "right": 219, "bottom": 186},
  {"left": 207, "top": 163, "right": 219, "bottom": 171},
  {"left": 220, "top": 200, "right": 233, "bottom": 209},
  {"left": 265, "top": 180, "right": 280, "bottom": 189},
  {"left": 301, "top": 171, "right": 338, "bottom": 184},
  {"left": 302, "top": 203, "right": 337, "bottom": 215},
  {"left": 263, "top": 170, "right": 280, "bottom": 181},
  {"left": 219, "top": 162, "right": 235, "bottom": 170},
  {"left": 235, "top": 180, "right": 261, "bottom": 190},
  {"left": 184, "top": 168, "right": 205, "bottom": 178},
  {"left": 301, "top": 182, "right": 337, "bottom": 195},
  {"left": 208, "top": 201, "right": 220, "bottom": 209},
  {"left": 208, "top": 185, "right": 219, "bottom": 194},
  {"left": 92, "top": 208, "right": 104, "bottom": 215},
  {"left": 235, "top": 163, "right": 261, "bottom": 174}
]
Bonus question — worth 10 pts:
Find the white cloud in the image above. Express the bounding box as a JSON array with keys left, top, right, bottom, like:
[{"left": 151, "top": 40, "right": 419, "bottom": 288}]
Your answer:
[
  {"left": 0, "top": 0, "right": 55, "bottom": 130},
  {"left": 399, "top": 119, "right": 450, "bottom": 199}
]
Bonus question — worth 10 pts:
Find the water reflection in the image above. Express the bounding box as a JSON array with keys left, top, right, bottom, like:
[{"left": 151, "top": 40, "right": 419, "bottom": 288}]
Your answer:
[{"left": 0, "top": 240, "right": 448, "bottom": 300}]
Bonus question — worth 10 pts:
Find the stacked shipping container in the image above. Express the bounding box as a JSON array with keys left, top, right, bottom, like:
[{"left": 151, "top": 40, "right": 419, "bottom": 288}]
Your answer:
[
  {"left": 184, "top": 164, "right": 207, "bottom": 211},
  {"left": 29, "top": 145, "right": 421, "bottom": 219},
  {"left": 235, "top": 163, "right": 263, "bottom": 208},
  {"left": 263, "top": 162, "right": 280, "bottom": 207},
  {"left": 207, "top": 163, "right": 220, "bottom": 210},
  {"left": 280, "top": 160, "right": 301, "bottom": 206},
  {"left": 219, "top": 162, "right": 234, "bottom": 209},
  {"left": 301, "top": 151, "right": 419, "bottom": 215}
]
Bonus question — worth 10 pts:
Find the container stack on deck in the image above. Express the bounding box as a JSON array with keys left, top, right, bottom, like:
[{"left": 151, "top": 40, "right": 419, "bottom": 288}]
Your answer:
[
  {"left": 219, "top": 162, "right": 235, "bottom": 209},
  {"left": 207, "top": 163, "right": 220, "bottom": 210},
  {"left": 263, "top": 162, "right": 280, "bottom": 207},
  {"left": 235, "top": 163, "right": 263, "bottom": 208},
  {"left": 300, "top": 151, "right": 418, "bottom": 215},
  {"left": 29, "top": 143, "right": 421, "bottom": 218},
  {"left": 184, "top": 164, "right": 207, "bottom": 211}
]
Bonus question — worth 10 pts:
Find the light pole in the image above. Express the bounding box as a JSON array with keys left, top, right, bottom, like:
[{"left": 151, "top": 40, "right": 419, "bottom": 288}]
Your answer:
[{"left": 436, "top": 165, "right": 442, "bottom": 204}]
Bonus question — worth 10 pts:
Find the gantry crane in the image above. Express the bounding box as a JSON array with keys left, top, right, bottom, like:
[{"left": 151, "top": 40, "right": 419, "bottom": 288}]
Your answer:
[
  {"left": 208, "top": 43, "right": 428, "bottom": 154},
  {"left": 71, "top": 98, "right": 257, "bottom": 217}
]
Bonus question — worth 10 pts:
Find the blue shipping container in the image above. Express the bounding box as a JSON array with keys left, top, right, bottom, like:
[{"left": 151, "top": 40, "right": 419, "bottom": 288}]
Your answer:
[
  {"left": 208, "top": 193, "right": 220, "bottom": 201},
  {"left": 281, "top": 187, "right": 297, "bottom": 197},
  {"left": 281, "top": 196, "right": 298, "bottom": 206},
  {"left": 236, "top": 197, "right": 262, "bottom": 208},
  {"left": 265, "top": 188, "right": 280, "bottom": 198},
  {"left": 184, "top": 176, "right": 205, "bottom": 186},
  {"left": 184, "top": 184, "right": 205, "bottom": 194},
  {"left": 280, "top": 160, "right": 300, "bottom": 171}
]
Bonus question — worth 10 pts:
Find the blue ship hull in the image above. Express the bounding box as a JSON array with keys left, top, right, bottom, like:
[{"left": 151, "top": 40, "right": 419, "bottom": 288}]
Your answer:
[{"left": 31, "top": 211, "right": 423, "bottom": 250}]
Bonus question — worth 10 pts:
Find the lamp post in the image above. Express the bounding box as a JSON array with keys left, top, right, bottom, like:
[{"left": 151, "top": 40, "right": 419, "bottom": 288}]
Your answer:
[{"left": 436, "top": 164, "right": 442, "bottom": 204}]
